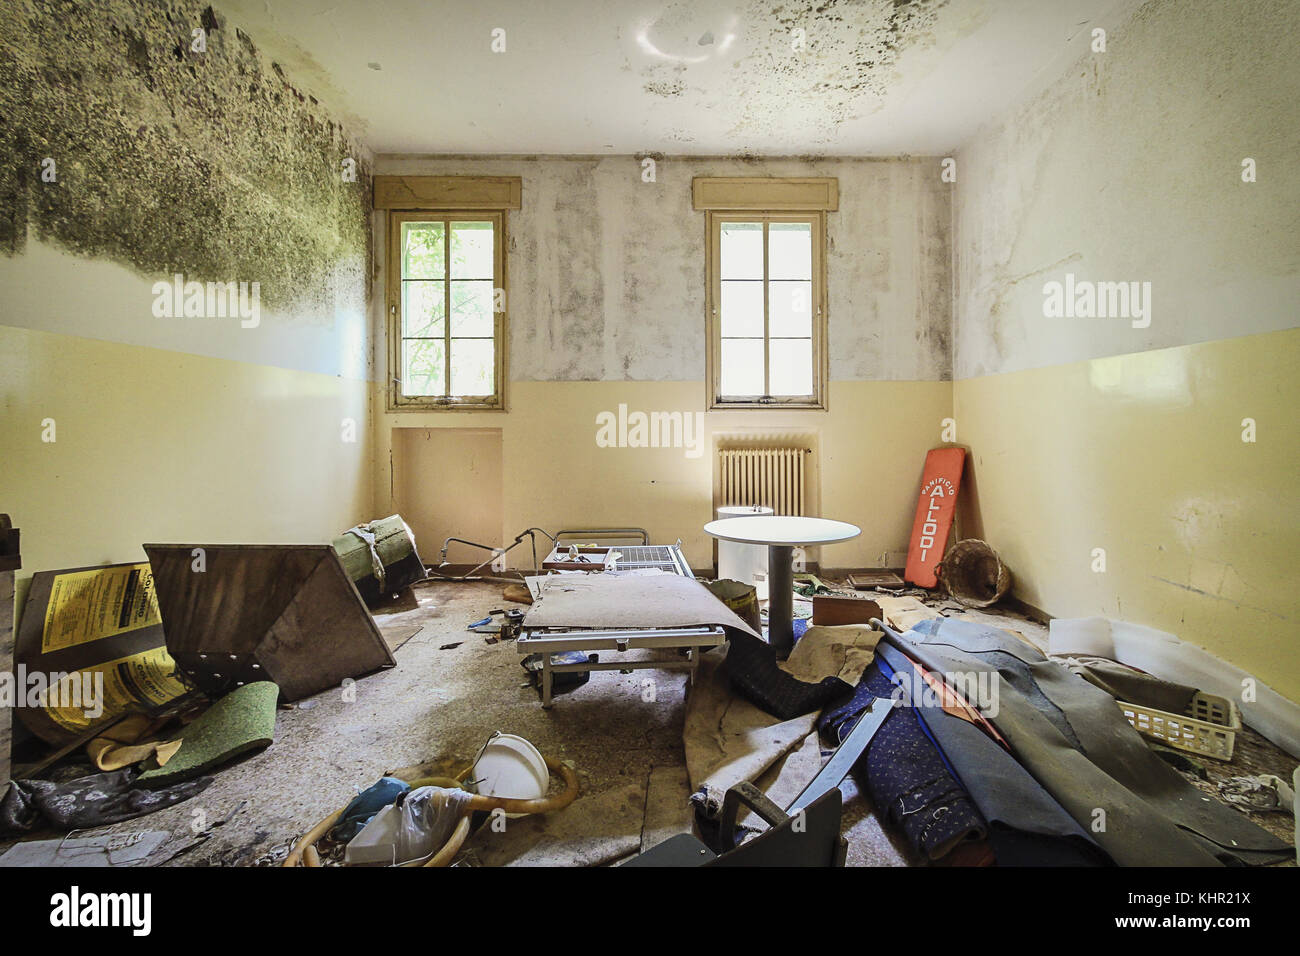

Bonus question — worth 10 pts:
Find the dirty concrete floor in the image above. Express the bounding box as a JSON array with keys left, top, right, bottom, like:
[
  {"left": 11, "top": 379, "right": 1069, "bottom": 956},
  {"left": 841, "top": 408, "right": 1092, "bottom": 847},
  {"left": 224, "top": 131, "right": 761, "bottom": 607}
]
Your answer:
[{"left": 11, "top": 579, "right": 1295, "bottom": 867}]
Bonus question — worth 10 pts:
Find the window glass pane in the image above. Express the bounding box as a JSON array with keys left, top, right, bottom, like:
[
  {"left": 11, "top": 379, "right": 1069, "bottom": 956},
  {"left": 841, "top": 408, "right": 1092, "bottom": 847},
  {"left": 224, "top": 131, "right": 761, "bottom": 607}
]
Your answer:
[
  {"left": 720, "top": 280, "right": 764, "bottom": 337},
  {"left": 402, "top": 280, "right": 444, "bottom": 337},
  {"left": 769, "top": 338, "right": 813, "bottom": 396},
  {"left": 769, "top": 221, "right": 811, "bottom": 280},
  {"left": 720, "top": 222, "right": 763, "bottom": 280},
  {"left": 450, "top": 280, "right": 495, "bottom": 336},
  {"left": 451, "top": 221, "right": 495, "bottom": 279},
  {"left": 720, "top": 338, "right": 765, "bottom": 396},
  {"left": 402, "top": 338, "right": 445, "bottom": 397},
  {"left": 451, "top": 338, "right": 495, "bottom": 395},
  {"left": 403, "top": 222, "right": 445, "bottom": 279},
  {"left": 768, "top": 280, "right": 812, "bottom": 337}
]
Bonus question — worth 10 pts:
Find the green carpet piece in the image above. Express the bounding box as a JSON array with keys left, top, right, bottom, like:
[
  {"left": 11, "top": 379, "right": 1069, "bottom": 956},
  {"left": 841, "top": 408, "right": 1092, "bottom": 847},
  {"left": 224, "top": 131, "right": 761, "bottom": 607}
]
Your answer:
[{"left": 137, "top": 681, "right": 279, "bottom": 788}]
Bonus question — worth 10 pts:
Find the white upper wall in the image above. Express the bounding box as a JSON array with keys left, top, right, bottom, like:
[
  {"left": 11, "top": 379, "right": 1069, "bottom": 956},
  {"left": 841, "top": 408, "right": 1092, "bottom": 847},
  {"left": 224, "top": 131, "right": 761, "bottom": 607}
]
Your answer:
[
  {"left": 374, "top": 155, "right": 952, "bottom": 383},
  {"left": 952, "top": 0, "right": 1300, "bottom": 379}
]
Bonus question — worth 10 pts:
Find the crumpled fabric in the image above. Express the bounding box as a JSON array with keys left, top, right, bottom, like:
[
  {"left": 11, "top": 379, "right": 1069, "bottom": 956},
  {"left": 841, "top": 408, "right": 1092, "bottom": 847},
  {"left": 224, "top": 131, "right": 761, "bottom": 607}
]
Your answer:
[
  {"left": 0, "top": 768, "right": 211, "bottom": 835},
  {"left": 1218, "top": 775, "right": 1296, "bottom": 814},
  {"left": 86, "top": 713, "right": 184, "bottom": 772},
  {"left": 329, "top": 776, "right": 410, "bottom": 843},
  {"left": 724, "top": 623, "right": 848, "bottom": 720},
  {"left": 820, "top": 659, "right": 987, "bottom": 861},
  {"left": 685, "top": 649, "right": 818, "bottom": 819},
  {"left": 899, "top": 617, "right": 1292, "bottom": 866},
  {"left": 1055, "top": 654, "right": 1198, "bottom": 714}
]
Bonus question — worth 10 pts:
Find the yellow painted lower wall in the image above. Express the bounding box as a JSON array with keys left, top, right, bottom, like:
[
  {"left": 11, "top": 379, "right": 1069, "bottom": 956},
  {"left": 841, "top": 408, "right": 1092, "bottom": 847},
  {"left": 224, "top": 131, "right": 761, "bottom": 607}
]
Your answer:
[
  {"left": 374, "top": 380, "right": 953, "bottom": 573},
  {"left": 954, "top": 327, "right": 1300, "bottom": 702},
  {"left": 0, "top": 325, "right": 374, "bottom": 620}
]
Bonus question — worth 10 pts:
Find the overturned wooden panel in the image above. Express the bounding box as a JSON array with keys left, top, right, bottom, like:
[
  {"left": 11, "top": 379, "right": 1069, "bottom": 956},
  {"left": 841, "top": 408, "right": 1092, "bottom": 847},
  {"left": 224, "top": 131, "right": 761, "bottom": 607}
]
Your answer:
[
  {"left": 144, "top": 544, "right": 395, "bottom": 702},
  {"left": 374, "top": 175, "right": 522, "bottom": 210}
]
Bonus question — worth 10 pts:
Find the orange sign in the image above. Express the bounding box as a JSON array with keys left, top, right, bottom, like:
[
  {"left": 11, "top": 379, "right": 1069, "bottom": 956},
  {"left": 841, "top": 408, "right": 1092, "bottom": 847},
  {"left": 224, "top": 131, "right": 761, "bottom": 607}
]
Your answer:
[{"left": 904, "top": 447, "right": 966, "bottom": 588}]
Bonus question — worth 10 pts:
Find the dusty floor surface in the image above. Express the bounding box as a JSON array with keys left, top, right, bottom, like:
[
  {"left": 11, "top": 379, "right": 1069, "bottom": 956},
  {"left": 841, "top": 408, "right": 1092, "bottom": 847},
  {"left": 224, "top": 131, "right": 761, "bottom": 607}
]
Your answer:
[{"left": 4, "top": 578, "right": 1295, "bottom": 866}]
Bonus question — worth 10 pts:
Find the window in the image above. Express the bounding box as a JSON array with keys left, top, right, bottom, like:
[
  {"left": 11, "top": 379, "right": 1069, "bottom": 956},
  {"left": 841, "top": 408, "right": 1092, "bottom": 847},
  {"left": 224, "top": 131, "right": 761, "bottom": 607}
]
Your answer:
[
  {"left": 388, "top": 210, "right": 506, "bottom": 408},
  {"left": 706, "top": 210, "right": 826, "bottom": 408}
]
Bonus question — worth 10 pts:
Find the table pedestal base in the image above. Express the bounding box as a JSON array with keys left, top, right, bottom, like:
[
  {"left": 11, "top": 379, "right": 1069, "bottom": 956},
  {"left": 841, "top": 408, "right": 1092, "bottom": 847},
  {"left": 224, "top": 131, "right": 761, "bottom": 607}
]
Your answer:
[{"left": 767, "top": 544, "right": 795, "bottom": 659}]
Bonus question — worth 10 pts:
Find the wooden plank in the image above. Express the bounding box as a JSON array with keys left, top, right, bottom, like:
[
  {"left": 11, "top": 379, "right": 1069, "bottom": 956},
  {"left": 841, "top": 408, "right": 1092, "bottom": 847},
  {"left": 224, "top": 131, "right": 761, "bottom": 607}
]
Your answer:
[
  {"left": 374, "top": 175, "right": 522, "bottom": 210},
  {"left": 810, "top": 594, "right": 883, "bottom": 627},
  {"left": 875, "top": 595, "right": 943, "bottom": 633},
  {"left": 692, "top": 177, "right": 838, "bottom": 211},
  {"left": 847, "top": 570, "right": 906, "bottom": 591}
]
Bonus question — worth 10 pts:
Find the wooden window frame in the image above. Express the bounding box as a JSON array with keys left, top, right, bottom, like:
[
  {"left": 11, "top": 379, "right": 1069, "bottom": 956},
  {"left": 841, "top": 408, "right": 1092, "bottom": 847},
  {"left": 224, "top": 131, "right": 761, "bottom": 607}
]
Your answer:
[
  {"left": 386, "top": 209, "right": 508, "bottom": 411},
  {"left": 705, "top": 209, "right": 828, "bottom": 411}
]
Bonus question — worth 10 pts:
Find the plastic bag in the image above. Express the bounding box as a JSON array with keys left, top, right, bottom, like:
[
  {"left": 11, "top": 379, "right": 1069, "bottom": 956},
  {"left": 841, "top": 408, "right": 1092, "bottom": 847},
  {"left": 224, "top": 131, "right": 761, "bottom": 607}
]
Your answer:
[{"left": 393, "top": 786, "right": 474, "bottom": 865}]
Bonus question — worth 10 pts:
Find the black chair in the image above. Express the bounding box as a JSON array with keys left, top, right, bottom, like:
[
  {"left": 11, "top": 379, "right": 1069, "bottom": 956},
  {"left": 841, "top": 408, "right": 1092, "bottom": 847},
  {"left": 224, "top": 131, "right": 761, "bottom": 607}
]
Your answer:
[{"left": 624, "top": 782, "right": 847, "bottom": 867}]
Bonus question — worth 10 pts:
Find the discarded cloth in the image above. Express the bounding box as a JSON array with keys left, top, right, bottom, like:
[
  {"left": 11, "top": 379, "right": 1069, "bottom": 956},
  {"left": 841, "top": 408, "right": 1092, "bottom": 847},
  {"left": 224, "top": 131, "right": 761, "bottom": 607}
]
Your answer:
[
  {"left": 1055, "top": 654, "right": 1198, "bottom": 714},
  {"left": 820, "top": 659, "right": 987, "bottom": 861},
  {"left": 778, "top": 623, "right": 881, "bottom": 686},
  {"left": 897, "top": 618, "right": 1292, "bottom": 866},
  {"left": 724, "top": 630, "right": 846, "bottom": 720},
  {"left": 0, "top": 768, "right": 211, "bottom": 836},
  {"left": 874, "top": 642, "right": 1111, "bottom": 867},
  {"left": 330, "top": 776, "right": 411, "bottom": 843},
  {"left": 685, "top": 648, "right": 818, "bottom": 818},
  {"left": 1217, "top": 775, "right": 1296, "bottom": 814},
  {"left": 87, "top": 714, "right": 183, "bottom": 772}
]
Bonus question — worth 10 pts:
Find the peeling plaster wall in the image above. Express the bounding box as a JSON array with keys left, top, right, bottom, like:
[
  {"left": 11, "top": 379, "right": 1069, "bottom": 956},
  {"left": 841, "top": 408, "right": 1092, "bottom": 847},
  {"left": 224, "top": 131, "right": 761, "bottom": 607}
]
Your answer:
[
  {"left": 950, "top": 0, "right": 1300, "bottom": 701},
  {"left": 375, "top": 155, "right": 952, "bottom": 382},
  {"left": 0, "top": 0, "right": 375, "bottom": 591},
  {"left": 371, "top": 154, "right": 953, "bottom": 570},
  {"left": 952, "top": 0, "right": 1300, "bottom": 379}
]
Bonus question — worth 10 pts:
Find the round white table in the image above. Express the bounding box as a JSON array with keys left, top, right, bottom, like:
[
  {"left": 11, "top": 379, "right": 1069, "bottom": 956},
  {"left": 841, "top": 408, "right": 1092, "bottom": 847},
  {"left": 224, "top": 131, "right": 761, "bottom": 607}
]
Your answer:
[{"left": 704, "top": 515, "right": 861, "bottom": 658}]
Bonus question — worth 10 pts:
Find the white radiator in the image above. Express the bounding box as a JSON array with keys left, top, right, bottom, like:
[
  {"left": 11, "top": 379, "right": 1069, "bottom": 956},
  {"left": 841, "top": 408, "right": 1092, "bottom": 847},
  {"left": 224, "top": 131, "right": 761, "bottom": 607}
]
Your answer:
[{"left": 718, "top": 447, "right": 808, "bottom": 516}]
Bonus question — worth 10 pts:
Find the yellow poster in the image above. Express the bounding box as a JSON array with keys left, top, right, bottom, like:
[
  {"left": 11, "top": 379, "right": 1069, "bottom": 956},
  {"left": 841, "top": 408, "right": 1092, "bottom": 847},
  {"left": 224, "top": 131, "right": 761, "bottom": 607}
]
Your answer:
[
  {"left": 41, "top": 647, "right": 189, "bottom": 735},
  {"left": 41, "top": 563, "right": 161, "bottom": 653}
]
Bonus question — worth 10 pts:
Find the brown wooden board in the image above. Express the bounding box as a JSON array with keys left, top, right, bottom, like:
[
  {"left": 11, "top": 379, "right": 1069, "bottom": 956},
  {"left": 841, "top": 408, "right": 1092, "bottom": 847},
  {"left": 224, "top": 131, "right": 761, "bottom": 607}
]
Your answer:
[
  {"left": 144, "top": 544, "right": 395, "bottom": 702},
  {"left": 846, "top": 570, "right": 906, "bottom": 591},
  {"left": 810, "top": 595, "right": 884, "bottom": 627}
]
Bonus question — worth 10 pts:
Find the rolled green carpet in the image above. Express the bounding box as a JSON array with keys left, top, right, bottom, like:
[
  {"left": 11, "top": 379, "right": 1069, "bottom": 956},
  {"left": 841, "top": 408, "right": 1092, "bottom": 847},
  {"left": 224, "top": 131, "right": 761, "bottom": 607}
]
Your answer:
[{"left": 137, "top": 681, "right": 279, "bottom": 788}]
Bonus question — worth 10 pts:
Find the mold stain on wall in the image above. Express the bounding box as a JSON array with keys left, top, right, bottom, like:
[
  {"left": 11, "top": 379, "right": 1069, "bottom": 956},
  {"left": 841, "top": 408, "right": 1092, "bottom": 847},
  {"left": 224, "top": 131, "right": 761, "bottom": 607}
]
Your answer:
[
  {"left": 635, "top": 0, "right": 950, "bottom": 147},
  {"left": 0, "top": 0, "right": 372, "bottom": 322}
]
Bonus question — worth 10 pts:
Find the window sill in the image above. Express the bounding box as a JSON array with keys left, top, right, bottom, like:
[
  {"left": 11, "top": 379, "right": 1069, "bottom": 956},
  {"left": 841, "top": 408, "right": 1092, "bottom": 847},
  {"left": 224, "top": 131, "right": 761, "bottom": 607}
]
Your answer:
[
  {"left": 387, "top": 398, "right": 506, "bottom": 413},
  {"left": 709, "top": 399, "right": 826, "bottom": 412}
]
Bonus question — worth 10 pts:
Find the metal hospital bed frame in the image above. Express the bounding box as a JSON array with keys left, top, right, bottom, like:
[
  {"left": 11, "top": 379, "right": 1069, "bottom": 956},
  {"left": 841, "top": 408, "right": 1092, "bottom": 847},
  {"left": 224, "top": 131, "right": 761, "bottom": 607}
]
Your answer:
[{"left": 519, "top": 530, "right": 726, "bottom": 707}]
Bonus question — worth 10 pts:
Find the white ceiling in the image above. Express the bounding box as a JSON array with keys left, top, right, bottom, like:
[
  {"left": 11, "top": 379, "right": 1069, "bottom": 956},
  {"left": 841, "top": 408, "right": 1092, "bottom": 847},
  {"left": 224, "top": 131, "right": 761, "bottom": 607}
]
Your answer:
[{"left": 219, "top": 0, "right": 1144, "bottom": 156}]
